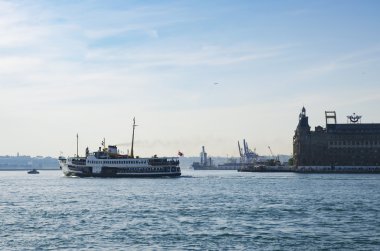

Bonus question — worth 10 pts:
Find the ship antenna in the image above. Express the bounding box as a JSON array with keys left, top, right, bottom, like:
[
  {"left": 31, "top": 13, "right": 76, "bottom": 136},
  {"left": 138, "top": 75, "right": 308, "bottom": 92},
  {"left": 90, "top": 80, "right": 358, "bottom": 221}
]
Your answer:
[
  {"left": 130, "top": 117, "right": 138, "bottom": 158},
  {"left": 76, "top": 133, "right": 79, "bottom": 157}
]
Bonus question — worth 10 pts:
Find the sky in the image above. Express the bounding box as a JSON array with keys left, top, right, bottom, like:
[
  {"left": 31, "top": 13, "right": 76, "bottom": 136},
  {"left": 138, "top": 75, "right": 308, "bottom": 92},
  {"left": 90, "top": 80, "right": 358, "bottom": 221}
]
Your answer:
[{"left": 0, "top": 0, "right": 379, "bottom": 158}]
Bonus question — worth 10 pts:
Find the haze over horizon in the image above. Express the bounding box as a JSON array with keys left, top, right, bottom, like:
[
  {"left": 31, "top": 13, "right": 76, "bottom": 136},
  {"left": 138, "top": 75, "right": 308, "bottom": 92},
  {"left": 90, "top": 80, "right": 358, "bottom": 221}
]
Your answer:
[{"left": 0, "top": 0, "right": 379, "bottom": 158}]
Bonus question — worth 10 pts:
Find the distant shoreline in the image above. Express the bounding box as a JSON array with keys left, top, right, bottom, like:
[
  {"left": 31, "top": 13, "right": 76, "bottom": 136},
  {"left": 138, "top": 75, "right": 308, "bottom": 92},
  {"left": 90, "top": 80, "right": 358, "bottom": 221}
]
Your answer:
[{"left": 0, "top": 168, "right": 60, "bottom": 171}]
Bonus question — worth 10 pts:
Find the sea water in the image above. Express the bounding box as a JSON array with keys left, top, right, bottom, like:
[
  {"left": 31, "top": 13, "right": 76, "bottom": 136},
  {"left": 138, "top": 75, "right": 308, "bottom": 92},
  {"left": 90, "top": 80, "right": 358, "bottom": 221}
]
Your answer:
[{"left": 0, "top": 170, "right": 379, "bottom": 250}]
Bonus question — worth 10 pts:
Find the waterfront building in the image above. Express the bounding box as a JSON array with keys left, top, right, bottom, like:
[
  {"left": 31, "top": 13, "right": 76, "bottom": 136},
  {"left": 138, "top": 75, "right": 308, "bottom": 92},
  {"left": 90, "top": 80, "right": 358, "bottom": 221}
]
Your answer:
[{"left": 293, "top": 107, "right": 380, "bottom": 172}]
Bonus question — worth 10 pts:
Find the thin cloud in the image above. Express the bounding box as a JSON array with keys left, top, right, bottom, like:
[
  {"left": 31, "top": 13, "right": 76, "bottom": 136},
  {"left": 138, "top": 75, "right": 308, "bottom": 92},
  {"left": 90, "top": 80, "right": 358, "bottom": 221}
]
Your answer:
[{"left": 289, "top": 46, "right": 380, "bottom": 83}]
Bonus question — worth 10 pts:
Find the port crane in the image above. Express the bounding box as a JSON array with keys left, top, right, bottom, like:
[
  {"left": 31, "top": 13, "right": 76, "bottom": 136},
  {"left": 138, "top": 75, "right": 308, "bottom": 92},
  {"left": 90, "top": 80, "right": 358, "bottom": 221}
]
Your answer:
[
  {"left": 268, "top": 146, "right": 281, "bottom": 164},
  {"left": 238, "top": 139, "right": 258, "bottom": 163},
  {"left": 268, "top": 146, "right": 274, "bottom": 158},
  {"left": 238, "top": 141, "right": 243, "bottom": 158}
]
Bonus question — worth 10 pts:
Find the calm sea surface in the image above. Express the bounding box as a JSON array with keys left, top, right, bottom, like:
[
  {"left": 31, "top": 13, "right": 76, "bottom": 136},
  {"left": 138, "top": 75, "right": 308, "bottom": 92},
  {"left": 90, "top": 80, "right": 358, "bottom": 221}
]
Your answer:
[{"left": 0, "top": 170, "right": 379, "bottom": 250}]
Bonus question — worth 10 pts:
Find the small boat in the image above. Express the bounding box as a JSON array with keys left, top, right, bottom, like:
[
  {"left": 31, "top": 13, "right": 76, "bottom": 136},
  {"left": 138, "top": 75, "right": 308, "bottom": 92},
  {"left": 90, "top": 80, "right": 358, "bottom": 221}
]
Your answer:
[{"left": 27, "top": 169, "right": 39, "bottom": 174}]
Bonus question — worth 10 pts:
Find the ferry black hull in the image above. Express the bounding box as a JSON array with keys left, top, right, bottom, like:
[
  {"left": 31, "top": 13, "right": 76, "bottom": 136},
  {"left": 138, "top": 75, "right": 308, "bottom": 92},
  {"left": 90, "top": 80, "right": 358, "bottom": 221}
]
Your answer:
[
  {"left": 62, "top": 165, "right": 181, "bottom": 178},
  {"left": 63, "top": 171, "right": 181, "bottom": 178}
]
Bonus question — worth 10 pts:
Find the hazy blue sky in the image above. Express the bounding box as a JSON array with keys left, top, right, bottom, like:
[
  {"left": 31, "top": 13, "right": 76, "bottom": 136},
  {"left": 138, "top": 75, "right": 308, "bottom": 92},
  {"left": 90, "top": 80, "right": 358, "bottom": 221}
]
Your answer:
[{"left": 0, "top": 0, "right": 379, "bottom": 157}]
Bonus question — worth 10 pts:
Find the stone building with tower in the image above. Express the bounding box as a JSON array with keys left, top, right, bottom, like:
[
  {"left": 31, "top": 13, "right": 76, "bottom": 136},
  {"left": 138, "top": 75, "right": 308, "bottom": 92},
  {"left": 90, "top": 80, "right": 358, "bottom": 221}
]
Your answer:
[{"left": 293, "top": 107, "right": 380, "bottom": 172}]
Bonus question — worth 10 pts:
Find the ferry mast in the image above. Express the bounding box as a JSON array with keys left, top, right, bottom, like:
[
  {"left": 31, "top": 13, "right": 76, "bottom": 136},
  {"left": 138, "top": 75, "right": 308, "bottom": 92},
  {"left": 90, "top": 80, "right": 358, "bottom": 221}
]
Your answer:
[
  {"left": 76, "top": 133, "right": 79, "bottom": 157},
  {"left": 130, "top": 118, "right": 138, "bottom": 158}
]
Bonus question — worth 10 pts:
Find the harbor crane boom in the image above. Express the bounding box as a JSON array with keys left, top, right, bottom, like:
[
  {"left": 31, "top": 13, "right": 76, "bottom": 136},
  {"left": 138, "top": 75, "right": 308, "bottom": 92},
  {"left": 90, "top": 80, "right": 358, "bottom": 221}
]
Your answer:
[
  {"left": 268, "top": 146, "right": 280, "bottom": 163},
  {"left": 268, "top": 146, "right": 274, "bottom": 158},
  {"left": 238, "top": 141, "right": 243, "bottom": 157}
]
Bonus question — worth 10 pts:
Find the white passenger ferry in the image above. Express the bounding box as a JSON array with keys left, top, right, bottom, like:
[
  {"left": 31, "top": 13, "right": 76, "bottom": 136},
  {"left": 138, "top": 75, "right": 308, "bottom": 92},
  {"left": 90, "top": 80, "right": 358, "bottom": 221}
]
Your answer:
[{"left": 58, "top": 119, "right": 181, "bottom": 178}]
